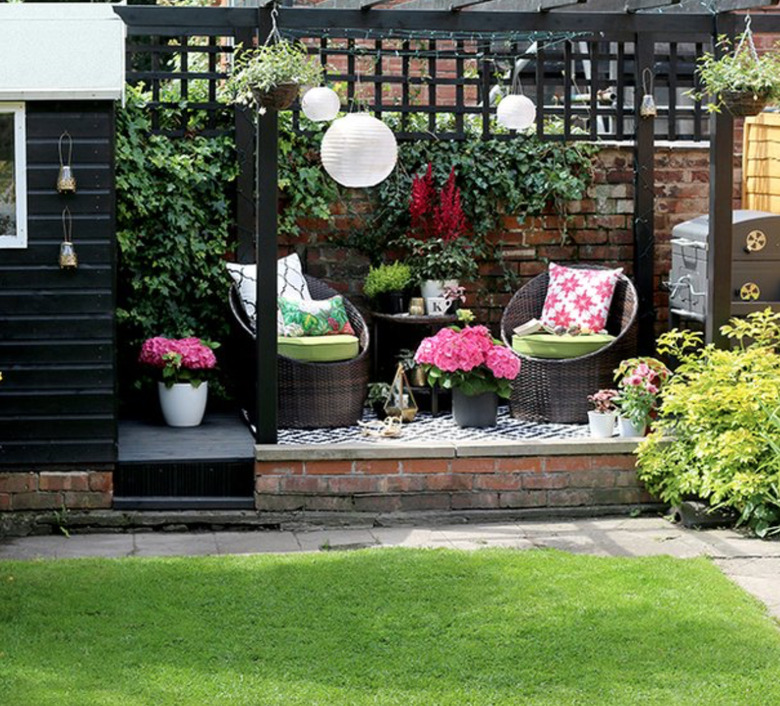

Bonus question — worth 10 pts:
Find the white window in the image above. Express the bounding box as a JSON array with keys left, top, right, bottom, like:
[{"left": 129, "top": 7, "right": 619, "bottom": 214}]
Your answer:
[{"left": 0, "top": 103, "right": 26, "bottom": 249}]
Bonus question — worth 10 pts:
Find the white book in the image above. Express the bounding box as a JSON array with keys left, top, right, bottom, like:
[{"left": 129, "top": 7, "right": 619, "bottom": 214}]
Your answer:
[{"left": 513, "top": 318, "right": 546, "bottom": 337}]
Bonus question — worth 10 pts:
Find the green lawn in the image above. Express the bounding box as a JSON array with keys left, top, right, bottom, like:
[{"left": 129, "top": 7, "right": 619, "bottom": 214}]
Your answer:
[{"left": 1, "top": 548, "right": 779, "bottom": 705}]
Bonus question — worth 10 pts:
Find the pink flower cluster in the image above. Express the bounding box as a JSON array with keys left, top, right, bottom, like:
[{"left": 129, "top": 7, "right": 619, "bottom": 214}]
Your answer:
[
  {"left": 622, "top": 362, "right": 662, "bottom": 395},
  {"left": 139, "top": 337, "right": 217, "bottom": 370},
  {"left": 415, "top": 326, "right": 520, "bottom": 380}
]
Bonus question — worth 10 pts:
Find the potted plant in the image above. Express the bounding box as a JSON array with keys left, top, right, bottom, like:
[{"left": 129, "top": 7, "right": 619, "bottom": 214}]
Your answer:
[
  {"left": 225, "top": 40, "right": 323, "bottom": 111},
  {"left": 397, "top": 348, "right": 426, "bottom": 387},
  {"left": 414, "top": 310, "right": 520, "bottom": 427},
  {"left": 363, "top": 262, "right": 413, "bottom": 315},
  {"left": 366, "top": 382, "right": 392, "bottom": 420},
  {"left": 690, "top": 31, "right": 780, "bottom": 116},
  {"left": 139, "top": 336, "right": 218, "bottom": 428},
  {"left": 399, "top": 164, "right": 477, "bottom": 299},
  {"left": 586, "top": 389, "right": 618, "bottom": 438},
  {"left": 613, "top": 357, "right": 669, "bottom": 437}
]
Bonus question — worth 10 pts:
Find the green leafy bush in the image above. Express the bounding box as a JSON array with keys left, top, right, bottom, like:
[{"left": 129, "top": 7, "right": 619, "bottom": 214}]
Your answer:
[
  {"left": 637, "top": 309, "right": 780, "bottom": 537},
  {"left": 363, "top": 262, "right": 413, "bottom": 298},
  {"left": 116, "top": 83, "right": 238, "bottom": 402}
]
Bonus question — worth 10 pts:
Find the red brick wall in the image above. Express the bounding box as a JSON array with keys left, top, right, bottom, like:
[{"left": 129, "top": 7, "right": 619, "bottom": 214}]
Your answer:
[
  {"left": 255, "top": 453, "right": 653, "bottom": 513},
  {"left": 0, "top": 471, "right": 112, "bottom": 512},
  {"left": 284, "top": 145, "right": 714, "bottom": 335}
]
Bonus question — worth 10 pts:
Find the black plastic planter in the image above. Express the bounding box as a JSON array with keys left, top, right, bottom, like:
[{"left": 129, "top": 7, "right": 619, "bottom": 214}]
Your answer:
[{"left": 375, "top": 291, "right": 407, "bottom": 315}]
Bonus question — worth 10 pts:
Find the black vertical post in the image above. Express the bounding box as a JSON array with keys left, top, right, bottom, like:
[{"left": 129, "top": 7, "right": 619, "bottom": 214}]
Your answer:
[
  {"left": 256, "top": 8, "right": 278, "bottom": 444},
  {"left": 633, "top": 33, "right": 656, "bottom": 354},
  {"left": 706, "top": 16, "right": 735, "bottom": 347},
  {"left": 235, "top": 27, "right": 256, "bottom": 264}
]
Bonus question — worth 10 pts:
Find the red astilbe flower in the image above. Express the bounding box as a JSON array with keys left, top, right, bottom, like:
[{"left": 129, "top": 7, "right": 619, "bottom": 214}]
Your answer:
[
  {"left": 409, "top": 163, "right": 437, "bottom": 240},
  {"left": 408, "top": 163, "right": 470, "bottom": 242}
]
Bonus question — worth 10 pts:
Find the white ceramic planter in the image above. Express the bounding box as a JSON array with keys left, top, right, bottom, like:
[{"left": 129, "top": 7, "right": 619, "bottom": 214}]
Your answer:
[
  {"left": 618, "top": 415, "right": 646, "bottom": 438},
  {"left": 588, "top": 410, "right": 616, "bottom": 438},
  {"left": 420, "top": 279, "right": 459, "bottom": 300},
  {"left": 158, "top": 381, "right": 208, "bottom": 428}
]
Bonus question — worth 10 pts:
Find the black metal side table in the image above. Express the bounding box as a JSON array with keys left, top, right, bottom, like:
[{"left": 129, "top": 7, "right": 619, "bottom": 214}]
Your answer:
[{"left": 370, "top": 312, "right": 457, "bottom": 416}]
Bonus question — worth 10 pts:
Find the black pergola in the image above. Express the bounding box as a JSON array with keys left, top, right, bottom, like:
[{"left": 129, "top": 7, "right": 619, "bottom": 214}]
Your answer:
[{"left": 116, "top": 0, "right": 780, "bottom": 443}]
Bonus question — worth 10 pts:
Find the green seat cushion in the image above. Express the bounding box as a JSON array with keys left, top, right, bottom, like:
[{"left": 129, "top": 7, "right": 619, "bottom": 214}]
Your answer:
[
  {"left": 512, "top": 333, "right": 615, "bottom": 360},
  {"left": 277, "top": 335, "right": 359, "bottom": 363}
]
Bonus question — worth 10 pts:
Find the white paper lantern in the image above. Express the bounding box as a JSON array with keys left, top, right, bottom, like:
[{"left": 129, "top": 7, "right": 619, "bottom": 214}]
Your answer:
[
  {"left": 301, "top": 86, "right": 341, "bottom": 122},
  {"left": 496, "top": 94, "right": 536, "bottom": 131},
  {"left": 320, "top": 113, "right": 398, "bottom": 188}
]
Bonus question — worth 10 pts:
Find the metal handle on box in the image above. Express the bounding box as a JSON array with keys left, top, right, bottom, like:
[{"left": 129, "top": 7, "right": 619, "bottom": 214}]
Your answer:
[{"left": 665, "top": 275, "right": 706, "bottom": 299}]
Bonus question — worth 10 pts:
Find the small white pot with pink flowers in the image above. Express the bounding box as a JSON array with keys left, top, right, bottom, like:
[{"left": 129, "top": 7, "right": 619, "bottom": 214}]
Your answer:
[
  {"left": 587, "top": 389, "right": 618, "bottom": 438},
  {"left": 414, "top": 310, "right": 521, "bottom": 428},
  {"left": 613, "top": 357, "right": 670, "bottom": 438},
  {"left": 139, "top": 337, "right": 218, "bottom": 428}
]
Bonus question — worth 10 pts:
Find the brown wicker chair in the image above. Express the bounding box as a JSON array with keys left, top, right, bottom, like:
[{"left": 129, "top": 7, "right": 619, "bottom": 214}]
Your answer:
[
  {"left": 229, "top": 276, "right": 370, "bottom": 428},
  {"left": 500, "top": 266, "right": 638, "bottom": 424}
]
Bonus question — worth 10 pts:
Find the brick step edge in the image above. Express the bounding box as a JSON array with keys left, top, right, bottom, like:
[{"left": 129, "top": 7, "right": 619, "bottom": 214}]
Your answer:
[{"left": 1, "top": 504, "right": 668, "bottom": 538}]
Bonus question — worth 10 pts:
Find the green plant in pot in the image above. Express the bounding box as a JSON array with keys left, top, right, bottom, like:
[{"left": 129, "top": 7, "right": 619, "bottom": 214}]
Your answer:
[
  {"left": 363, "top": 262, "right": 413, "bottom": 315},
  {"left": 225, "top": 40, "right": 323, "bottom": 111},
  {"left": 366, "top": 382, "right": 392, "bottom": 420},
  {"left": 689, "top": 31, "right": 780, "bottom": 116}
]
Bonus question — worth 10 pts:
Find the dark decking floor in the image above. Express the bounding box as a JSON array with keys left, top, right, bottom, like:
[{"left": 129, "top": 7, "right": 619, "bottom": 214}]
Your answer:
[{"left": 118, "top": 413, "right": 255, "bottom": 463}]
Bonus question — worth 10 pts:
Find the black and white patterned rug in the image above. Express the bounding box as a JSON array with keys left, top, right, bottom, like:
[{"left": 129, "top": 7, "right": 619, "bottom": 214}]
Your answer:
[{"left": 277, "top": 407, "right": 589, "bottom": 445}]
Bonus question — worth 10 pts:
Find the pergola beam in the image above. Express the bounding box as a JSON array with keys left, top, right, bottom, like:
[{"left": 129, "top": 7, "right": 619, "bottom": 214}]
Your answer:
[
  {"left": 313, "top": 0, "right": 390, "bottom": 9},
  {"left": 714, "top": 0, "right": 778, "bottom": 12},
  {"left": 625, "top": 0, "right": 680, "bottom": 12},
  {"left": 397, "top": 0, "right": 585, "bottom": 9}
]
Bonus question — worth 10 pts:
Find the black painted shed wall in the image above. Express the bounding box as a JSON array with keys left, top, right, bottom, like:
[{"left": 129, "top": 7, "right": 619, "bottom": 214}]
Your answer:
[{"left": 0, "top": 101, "right": 117, "bottom": 466}]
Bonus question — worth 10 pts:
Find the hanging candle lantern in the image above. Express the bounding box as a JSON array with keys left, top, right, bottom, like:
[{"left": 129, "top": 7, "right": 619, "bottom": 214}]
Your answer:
[
  {"left": 57, "top": 131, "right": 76, "bottom": 194},
  {"left": 639, "top": 68, "right": 657, "bottom": 119},
  {"left": 496, "top": 94, "right": 537, "bottom": 131},
  {"left": 59, "top": 207, "right": 78, "bottom": 270},
  {"left": 320, "top": 113, "right": 398, "bottom": 188},
  {"left": 301, "top": 86, "right": 341, "bottom": 122}
]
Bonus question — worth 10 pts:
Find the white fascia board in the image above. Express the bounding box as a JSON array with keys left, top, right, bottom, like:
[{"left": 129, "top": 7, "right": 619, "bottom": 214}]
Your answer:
[{"left": 0, "top": 4, "right": 126, "bottom": 102}]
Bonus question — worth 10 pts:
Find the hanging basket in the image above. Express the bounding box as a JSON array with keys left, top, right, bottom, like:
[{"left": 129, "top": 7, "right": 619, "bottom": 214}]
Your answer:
[
  {"left": 722, "top": 89, "right": 770, "bottom": 117},
  {"left": 251, "top": 83, "right": 300, "bottom": 111}
]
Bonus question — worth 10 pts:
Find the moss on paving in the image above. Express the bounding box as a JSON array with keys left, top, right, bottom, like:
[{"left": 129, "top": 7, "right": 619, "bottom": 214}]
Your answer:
[{"left": 0, "top": 548, "right": 779, "bottom": 705}]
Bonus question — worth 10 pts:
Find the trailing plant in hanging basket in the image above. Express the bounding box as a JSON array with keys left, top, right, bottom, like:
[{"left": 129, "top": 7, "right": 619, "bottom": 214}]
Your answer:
[
  {"left": 224, "top": 40, "right": 323, "bottom": 111},
  {"left": 689, "top": 32, "right": 780, "bottom": 116}
]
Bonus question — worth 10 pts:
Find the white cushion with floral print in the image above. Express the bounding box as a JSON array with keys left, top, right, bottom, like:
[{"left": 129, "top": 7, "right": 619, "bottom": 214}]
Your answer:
[{"left": 539, "top": 263, "right": 623, "bottom": 332}]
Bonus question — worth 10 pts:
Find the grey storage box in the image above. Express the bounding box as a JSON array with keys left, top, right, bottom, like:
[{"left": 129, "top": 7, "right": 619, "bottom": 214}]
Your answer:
[{"left": 669, "top": 210, "right": 780, "bottom": 322}]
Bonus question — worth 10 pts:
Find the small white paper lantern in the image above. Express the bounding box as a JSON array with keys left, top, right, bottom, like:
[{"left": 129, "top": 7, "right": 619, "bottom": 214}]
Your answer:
[
  {"left": 301, "top": 86, "right": 340, "bottom": 122},
  {"left": 496, "top": 94, "right": 537, "bottom": 131},
  {"left": 320, "top": 113, "right": 398, "bottom": 188}
]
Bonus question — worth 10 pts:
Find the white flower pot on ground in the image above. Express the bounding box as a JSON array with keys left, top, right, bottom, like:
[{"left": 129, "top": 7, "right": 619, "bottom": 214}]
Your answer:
[
  {"left": 588, "top": 411, "right": 616, "bottom": 438},
  {"left": 420, "top": 279, "right": 459, "bottom": 301},
  {"left": 158, "top": 382, "right": 208, "bottom": 428},
  {"left": 618, "top": 415, "right": 646, "bottom": 438}
]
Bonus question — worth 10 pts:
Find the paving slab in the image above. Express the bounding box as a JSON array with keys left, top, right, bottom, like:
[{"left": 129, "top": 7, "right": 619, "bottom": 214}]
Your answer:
[
  {"left": 214, "top": 531, "right": 301, "bottom": 555},
  {"left": 132, "top": 532, "right": 219, "bottom": 558},
  {"left": 715, "top": 558, "right": 780, "bottom": 620},
  {"left": 0, "top": 534, "right": 134, "bottom": 560},
  {"left": 294, "top": 528, "right": 379, "bottom": 552}
]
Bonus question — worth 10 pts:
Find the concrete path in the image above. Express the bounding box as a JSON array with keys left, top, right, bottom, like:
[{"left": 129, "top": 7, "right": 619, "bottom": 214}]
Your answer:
[{"left": 2, "top": 517, "right": 779, "bottom": 619}]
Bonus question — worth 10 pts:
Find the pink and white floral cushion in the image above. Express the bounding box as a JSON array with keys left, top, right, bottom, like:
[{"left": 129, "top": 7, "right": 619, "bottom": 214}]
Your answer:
[{"left": 539, "top": 263, "right": 623, "bottom": 332}]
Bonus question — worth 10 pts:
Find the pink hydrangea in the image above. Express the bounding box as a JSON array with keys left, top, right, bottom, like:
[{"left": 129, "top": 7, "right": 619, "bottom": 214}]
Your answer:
[
  {"left": 139, "top": 336, "right": 216, "bottom": 371},
  {"left": 431, "top": 331, "right": 484, "bottom": 373},
  {"left": 486, "top": 346, "right": 521, "bottom": 380}
]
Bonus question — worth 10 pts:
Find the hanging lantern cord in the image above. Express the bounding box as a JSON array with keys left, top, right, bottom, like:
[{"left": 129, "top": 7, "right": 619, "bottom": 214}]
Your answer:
[
  {"left": 642, "top": 68, "right": 654, "bottom": 97},
  {"left": 62, "top": 207, "right": 72, "bottom": 243},
  {"left": 58, "top": 131, "right": 73, "bottom": 169}
]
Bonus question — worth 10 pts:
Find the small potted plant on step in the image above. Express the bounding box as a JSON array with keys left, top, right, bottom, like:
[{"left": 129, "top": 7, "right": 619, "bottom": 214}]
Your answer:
[
  {"left": 613, "top": 357, "right": 670, "bottom": 437},
  {"left": 139, "top": 337, "right": 218, "bottom": 428},
  {"left": 366, "top": 382, "right": 392, "bottom": 420},
  {"left": 363, "top": 262, "right": 413, "bottom": 315},
  {"left": 225, "top": 40, "right": 323, "bottom": 111},
  {"left": 586, "top": 389, "right": 618, "bottom": 438},
  {"left": 690, "top": 26, "right": 780, "bottom": 116}
]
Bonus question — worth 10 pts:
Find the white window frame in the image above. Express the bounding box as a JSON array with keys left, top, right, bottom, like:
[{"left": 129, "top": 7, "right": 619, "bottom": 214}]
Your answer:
[{"left": 0, "top": 102, "right": 27, "bottom": 249}]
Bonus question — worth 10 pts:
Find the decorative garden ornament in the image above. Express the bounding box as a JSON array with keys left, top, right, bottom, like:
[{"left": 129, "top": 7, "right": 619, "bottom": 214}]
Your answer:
[
  {"left": 57, "top": 131, "right": 76, "bottom": 193},
  {"left": 302, "top": 86, "right": 340, "bottom": 122},
  {"left": 320, "top": 113, "right": 398, "bottom": 188},
  {"left": 58, "top": 207, "right": 78, "bottom": 270},
  {"left": 384, "top": 363, "right": 418, "bottom": 422},
  {"left": 639, "top": 68, "right": 657, "bottom": 118}
]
